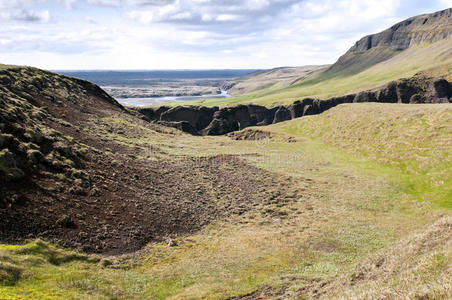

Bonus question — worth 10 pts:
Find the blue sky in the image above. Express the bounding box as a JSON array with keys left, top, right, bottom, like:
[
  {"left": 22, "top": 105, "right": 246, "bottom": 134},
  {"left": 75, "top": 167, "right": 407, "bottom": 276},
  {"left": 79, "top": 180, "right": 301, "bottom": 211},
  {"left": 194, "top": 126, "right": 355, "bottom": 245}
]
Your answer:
[{"left": 0, "top": 0, "right": 451, "bottom": 69}]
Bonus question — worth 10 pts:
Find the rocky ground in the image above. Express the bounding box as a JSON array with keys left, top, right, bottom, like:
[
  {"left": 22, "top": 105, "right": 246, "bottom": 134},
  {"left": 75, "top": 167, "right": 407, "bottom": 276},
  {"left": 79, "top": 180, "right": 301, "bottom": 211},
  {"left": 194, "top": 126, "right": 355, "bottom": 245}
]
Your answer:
[{"left": 0, "top": 66, "right": 300, "bottom": 255}]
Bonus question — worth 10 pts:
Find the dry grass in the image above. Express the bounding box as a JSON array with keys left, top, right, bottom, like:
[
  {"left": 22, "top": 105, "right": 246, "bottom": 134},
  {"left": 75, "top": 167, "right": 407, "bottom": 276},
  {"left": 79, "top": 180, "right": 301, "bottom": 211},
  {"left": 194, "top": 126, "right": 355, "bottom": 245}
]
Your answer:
[
  {"left": 270, "top": 103, "right": 452, "bottom": 208},
  {"left": 226, "top": 66, "right": 328, "bottom": 96},
  {"left": 322, "top": 216, "right": 452, "bottom": 299}
]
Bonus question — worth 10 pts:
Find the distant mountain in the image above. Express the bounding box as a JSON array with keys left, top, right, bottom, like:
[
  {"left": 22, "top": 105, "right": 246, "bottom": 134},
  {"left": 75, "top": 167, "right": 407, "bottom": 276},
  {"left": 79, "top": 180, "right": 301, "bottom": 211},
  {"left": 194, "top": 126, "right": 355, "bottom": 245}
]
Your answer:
[
  {"left": 205, "top": 7, "right": 452, "bottom": 106},
  {"left": 325, "top": 7, "right": 452, "bottom": 76}
]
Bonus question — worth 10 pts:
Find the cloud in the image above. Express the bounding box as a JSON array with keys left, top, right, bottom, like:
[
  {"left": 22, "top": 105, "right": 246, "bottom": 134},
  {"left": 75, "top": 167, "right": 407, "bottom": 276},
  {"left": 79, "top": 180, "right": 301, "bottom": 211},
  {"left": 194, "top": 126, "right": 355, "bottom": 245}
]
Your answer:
[
  {"left": 0, "top": 0, "right": 450, "bottom": 69},
  {"left": 0, "top": 0, "right": 51, "bottom": 23},
  {"left": 9, "top": 9, "right": 50, "bottom": 22}
]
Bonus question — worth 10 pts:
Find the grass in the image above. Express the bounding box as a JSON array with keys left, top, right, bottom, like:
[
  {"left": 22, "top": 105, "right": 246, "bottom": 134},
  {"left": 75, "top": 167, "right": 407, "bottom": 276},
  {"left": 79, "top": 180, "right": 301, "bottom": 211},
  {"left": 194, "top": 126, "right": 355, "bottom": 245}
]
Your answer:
[
  {"left": 268, "top": 103, "right": 452, "bottom": 208},
  {"left": 177, "top": 39, "right": 452, "bottom": 107},
  {"left": 1, "top": 104, "right": 451, "bottom": 298}
]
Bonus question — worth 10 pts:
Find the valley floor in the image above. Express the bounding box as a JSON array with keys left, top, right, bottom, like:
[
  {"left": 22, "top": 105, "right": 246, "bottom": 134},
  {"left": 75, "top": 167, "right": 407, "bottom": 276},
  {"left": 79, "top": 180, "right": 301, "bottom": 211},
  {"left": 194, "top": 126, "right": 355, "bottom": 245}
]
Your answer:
[{"left": 1, "top": 103, "right": 451, "bottom": 299}]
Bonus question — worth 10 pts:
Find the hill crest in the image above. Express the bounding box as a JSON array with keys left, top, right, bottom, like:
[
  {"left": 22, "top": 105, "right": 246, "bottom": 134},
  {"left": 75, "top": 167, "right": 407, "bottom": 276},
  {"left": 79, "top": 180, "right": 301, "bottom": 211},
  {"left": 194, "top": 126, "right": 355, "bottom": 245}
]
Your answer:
[{"left": 325, "top": 7, "right": 452, "bottom": 75}]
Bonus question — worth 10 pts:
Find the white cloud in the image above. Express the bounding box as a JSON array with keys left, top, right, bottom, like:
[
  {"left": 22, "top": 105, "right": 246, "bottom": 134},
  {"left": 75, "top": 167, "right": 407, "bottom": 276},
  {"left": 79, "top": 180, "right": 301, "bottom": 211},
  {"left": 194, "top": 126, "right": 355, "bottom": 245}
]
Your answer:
[
  {"left": 439, "top": 0, "right": 452, "bottom": 7},
  {"left": 0, "top": 0, "right": 51, "bottom": 23},
  {"left": 216, "top": 14, "right": 241, "bottom": 21},
  {"left": 0, "top": 0, "right": 450, "bottom": 69}
]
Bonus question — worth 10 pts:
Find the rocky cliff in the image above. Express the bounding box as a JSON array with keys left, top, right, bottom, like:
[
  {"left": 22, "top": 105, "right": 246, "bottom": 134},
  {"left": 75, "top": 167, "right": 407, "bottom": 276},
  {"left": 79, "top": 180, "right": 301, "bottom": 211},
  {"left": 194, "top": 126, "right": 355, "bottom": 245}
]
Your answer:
[
  {"left": 325, "top": 7, "right": 452, "bottom": 75},
  {"left": 138, "top": 76, "right": 452, "bottom": 136}
]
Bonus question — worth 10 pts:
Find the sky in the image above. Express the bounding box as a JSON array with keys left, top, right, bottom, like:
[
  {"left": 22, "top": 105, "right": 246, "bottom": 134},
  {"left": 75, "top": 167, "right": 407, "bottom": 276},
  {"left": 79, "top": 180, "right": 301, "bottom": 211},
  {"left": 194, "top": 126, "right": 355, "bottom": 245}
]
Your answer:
[{"left": 0, "top": 0, "right": 451, "bottom": 70}]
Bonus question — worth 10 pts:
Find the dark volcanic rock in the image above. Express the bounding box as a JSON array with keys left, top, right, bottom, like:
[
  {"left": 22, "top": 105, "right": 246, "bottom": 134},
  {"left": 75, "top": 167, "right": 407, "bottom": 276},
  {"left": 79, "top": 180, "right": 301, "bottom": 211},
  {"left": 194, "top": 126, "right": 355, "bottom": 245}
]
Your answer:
[
  {"left": 288, "top": 100, "right": 305, "bottom": 118},
  {"left": 202, "top": 118, "right": 239, "bottom": 136},
  {"left": 161, "top": 106, "right": 218, "bottom": 131},
  {"left": 303, "top": 105, "right": 314, "bottom": 116},
  {"left": 247, "top": 105, "right": 277, "bottom": 126},
  {"left": 432, "top": 79, "right": 452, "bottom": 99},
  {"left": 273, "top": 106, "right": 292, "bottom": 123},
  {"left": 396, "top": 80, "right": 419, "bottom": 103},
  {"left": 331, "top": 94, "right": 355, "bottom": 105},
  {"left": 318, "top": 98, "right": 335, "bottom": 112},
  {"left": 409, "top": 94, "right": 425, "bottom": 104},
  {"left": 218, "top": 105, "right": 252, "bottom": 130},
  {"left": 377, "top": 81, "right": 398, "bottom": 103},
  {"left": 157, "top": 120, "right": 199, "bottom": 135},
  {"left": 137, "top": 106, "right": 170, "bottom": 121},
  {"left": 143, "top": 76, "right": 451, "bottom": 136},
  {"left": 354, "top": 91, "right": 377, "bottom": 103}
]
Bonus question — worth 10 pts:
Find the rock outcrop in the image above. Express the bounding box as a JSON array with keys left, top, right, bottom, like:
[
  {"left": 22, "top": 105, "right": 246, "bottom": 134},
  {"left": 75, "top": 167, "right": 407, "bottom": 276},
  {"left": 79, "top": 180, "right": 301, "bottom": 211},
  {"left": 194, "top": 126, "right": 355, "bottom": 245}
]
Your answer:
[
  {"left": 139, "top": 76, "right": 452, "bottom": 136},
  {"left": 325, "top": 8, "right": 452, "bottom": 76}
]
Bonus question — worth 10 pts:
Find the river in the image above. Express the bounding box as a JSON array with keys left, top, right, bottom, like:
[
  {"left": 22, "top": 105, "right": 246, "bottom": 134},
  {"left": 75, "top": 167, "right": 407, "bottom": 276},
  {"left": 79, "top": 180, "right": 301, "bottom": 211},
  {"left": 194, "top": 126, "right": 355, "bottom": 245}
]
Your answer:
[{"left": 115, "top": 90, "right": 231, "bottom": 107}]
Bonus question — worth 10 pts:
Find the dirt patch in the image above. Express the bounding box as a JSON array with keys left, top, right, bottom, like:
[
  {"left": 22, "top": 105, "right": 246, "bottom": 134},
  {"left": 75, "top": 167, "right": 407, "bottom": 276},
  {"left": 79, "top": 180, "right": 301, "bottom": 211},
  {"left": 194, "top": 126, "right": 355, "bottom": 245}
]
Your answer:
[
  {"left": 0, "top": 67, "right": 297, "bottom": 254},
  {"left": 1, "top": 152, "right": 287, "bottom": 254}
]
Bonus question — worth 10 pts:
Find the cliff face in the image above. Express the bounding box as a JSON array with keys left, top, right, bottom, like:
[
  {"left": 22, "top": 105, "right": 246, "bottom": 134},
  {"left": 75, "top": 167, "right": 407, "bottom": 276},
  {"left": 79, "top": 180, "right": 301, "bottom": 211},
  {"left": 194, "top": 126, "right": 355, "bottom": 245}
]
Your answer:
[
  {"left": 326, "top": 7, "right": 452, "bottom": 75},
  {"left": 139, "top": 76, "right": 452, "bottom": 136},
  {"left": 352, "top": 8, "right": 452, "bottom": 52}
]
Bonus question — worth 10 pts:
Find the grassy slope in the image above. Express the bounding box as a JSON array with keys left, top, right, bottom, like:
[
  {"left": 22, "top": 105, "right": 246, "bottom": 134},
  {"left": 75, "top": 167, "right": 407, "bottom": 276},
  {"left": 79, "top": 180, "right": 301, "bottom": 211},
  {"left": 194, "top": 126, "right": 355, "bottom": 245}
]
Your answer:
[
  {"left": 181, "top": 39, "right": 452, "bottom": 107},
  {"left": 1, "top": 104, "right": 450, "bottom": 299},
  {"left": 225, "top": 65, "right": 328, "bottom": 96},
  {"left": 269, "top": 103, "right": 452, "bottom": 208}
]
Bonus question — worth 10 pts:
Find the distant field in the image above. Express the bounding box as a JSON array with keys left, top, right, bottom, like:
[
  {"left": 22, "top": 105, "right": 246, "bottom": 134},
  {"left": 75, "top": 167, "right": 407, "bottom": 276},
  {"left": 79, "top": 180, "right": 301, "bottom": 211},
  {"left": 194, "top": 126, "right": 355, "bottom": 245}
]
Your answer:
[{"left": 182, "top": 39, "right": 452, "bottom": 107}]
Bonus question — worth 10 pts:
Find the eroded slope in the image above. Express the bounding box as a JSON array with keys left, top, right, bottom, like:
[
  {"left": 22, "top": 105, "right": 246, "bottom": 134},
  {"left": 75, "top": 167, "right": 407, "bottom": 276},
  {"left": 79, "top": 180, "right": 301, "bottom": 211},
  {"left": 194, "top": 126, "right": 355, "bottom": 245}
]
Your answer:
[{"left": 0, "top": 66, "right": 297, "bottom": 254}]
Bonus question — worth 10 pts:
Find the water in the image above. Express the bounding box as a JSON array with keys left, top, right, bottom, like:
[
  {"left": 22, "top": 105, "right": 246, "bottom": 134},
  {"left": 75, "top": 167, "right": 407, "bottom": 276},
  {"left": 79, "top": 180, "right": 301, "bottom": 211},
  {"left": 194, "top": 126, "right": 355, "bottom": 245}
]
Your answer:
[
  {"left": 55, "top": 70, "right": 256, "bottom": 86},
  {"left": 55, "top": 69, "right": 257, "bottom": 106},
  {"left": 117, "top": 90, "right": 231, "bottom": 107}
]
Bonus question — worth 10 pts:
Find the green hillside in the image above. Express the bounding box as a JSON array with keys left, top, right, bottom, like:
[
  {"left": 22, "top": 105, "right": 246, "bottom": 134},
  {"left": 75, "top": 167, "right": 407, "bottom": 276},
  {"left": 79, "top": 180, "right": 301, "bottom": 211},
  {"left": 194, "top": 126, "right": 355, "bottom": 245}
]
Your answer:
[{"left": 180, "top": 38, "right": 452, "bottom": 107}]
